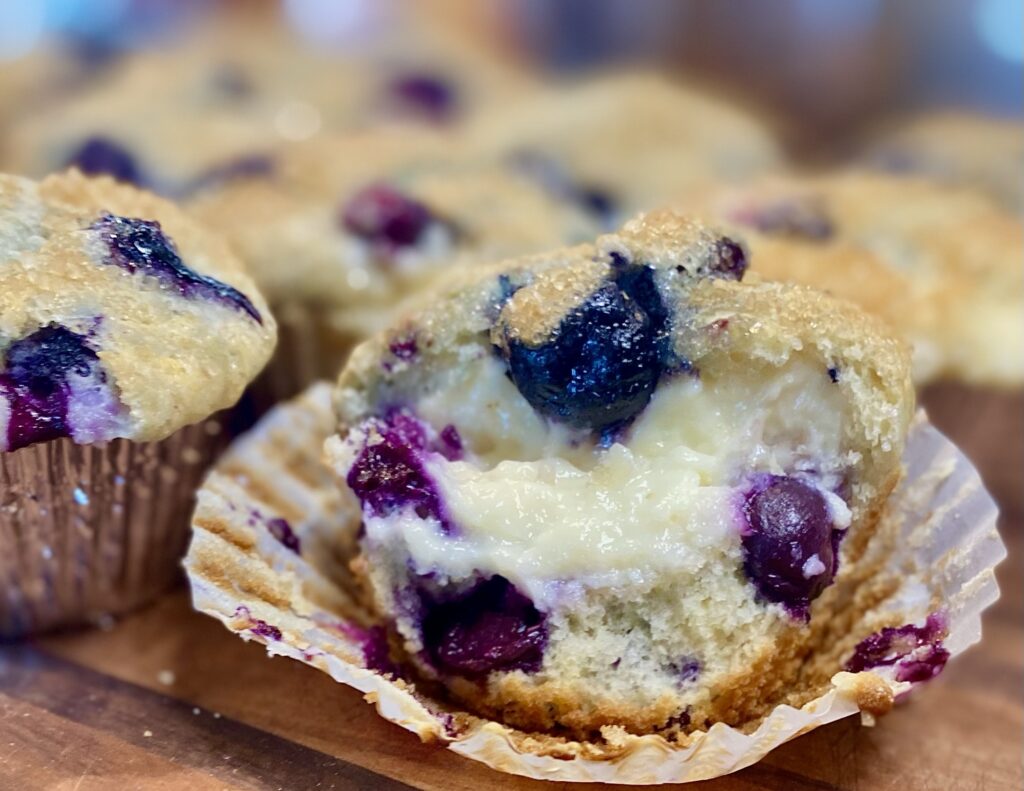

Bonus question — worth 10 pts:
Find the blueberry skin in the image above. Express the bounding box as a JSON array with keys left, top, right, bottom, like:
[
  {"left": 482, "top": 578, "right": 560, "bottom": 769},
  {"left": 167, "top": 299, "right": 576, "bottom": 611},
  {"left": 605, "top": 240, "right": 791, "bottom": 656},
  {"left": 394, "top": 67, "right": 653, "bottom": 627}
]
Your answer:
[
  {"left": 421, "top": 575, "right": 547, "bottom": 676},
  {"left": 741, "top": 476, "right": 837, "bottom": 613},
  {"left": 0, "top": 324, "right": 99, "bottom": 451},
  {"left": 93, "top": 214, "right": 262, "bottom": 322},
  {"left": 500, "top": 282, "right": 661, "bottom": 434},
  {"left": 64, "top": 137, "right": 145, "bottom": 186}
]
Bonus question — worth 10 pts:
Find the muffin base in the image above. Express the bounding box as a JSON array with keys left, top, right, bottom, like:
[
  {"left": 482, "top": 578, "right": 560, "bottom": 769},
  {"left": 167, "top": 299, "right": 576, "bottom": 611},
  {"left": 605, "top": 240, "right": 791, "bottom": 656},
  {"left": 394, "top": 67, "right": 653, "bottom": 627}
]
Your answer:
[
  {"left": 184, "top": 386, "right": 1004, "bottom": 782},
  {"left": 0, "top": 416, "right": 228, "bottom": 637}
]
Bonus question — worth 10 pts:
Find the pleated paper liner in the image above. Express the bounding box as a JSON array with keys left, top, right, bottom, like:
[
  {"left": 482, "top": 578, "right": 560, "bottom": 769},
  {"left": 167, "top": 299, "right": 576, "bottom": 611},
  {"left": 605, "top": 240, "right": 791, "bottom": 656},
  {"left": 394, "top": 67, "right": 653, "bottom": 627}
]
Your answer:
[
  {"left": 184, "top": 383, "right": 1005, "bottom": 784},
  {"left": 0, "top": 414, "right": 230, "bottom": 637}
]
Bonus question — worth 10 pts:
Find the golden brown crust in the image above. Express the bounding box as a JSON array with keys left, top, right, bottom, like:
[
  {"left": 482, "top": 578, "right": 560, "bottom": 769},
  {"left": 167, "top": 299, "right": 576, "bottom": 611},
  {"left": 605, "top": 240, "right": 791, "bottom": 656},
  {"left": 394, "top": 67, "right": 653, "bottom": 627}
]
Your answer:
[{"left": 0, "top": 171, "right": 275, "bottom": 441}]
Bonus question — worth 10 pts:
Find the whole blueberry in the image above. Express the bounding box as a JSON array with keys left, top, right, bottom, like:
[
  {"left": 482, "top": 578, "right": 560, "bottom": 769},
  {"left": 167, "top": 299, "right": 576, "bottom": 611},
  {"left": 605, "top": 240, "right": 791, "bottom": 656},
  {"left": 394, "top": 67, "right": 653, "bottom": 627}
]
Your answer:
[
  {"left": 341, "top": 184, "right": 434, "bottom": 251},
  {"left": 711, "top": 238, "right": 748, "bottom": 280},
  {"left": 422, "top": 576, "right": 547, "bottom": 676},
  {"left": 93, "top": 213, "right": 261, "bottom": 322},
  {"left": 574, "top": 185, "right": 619, "bottom": 228},
  {"left": 742, "top": 476, "right": 837, "bottom": 613},
  {"left": 499, "top": 282, "right": 661, "bottom": 434},
  {"left": 0, "top": 324, "right": 99, "bottom": 450},
  {"left": 388, "top": 73, "right": 458, "bottom": 121},
  {"left": 65, "top": 137, "right": 145, "bottom": 186},
  {"left": 346, "top": 411, "right": 455, "bottom": 533}
]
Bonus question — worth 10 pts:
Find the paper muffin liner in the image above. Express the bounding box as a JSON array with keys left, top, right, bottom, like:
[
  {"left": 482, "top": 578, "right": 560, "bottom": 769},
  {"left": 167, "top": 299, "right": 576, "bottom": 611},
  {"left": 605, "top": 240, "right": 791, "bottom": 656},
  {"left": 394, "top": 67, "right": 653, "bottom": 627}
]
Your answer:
[
  {"left": 185, "top": 383, "right": 1005, "bottom": 784},
  {"left": 0, "top": 415, "right": 230, "bottom": 638}
]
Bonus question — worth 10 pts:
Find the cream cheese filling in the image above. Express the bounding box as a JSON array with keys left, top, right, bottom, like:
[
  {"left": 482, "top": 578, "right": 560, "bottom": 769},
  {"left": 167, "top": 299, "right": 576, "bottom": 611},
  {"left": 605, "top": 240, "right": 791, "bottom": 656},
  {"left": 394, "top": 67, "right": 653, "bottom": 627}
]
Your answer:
[{"left": 345, "top": 351, "right": 852, "bottom": 604}]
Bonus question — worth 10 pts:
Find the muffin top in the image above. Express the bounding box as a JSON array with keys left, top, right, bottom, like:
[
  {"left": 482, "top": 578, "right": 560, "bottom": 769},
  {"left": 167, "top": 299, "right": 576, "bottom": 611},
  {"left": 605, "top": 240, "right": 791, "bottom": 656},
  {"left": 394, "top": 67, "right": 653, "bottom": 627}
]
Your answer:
[
  {"left": 0, "top": 171, "right": 276, "bottom": 452},
  {"left": 684, "top": 171, "right": 1024, "bottom": 386},
  {"left": 1, "top": 50, "right": 280, "bottom": 197},
  {"left": 466, "top": 72, "right": 783, "bottom": 223},
  {"left": 188, "top": 131, "right": 601, "bottom": 334},
  {"left": 334, "top": 209, "right": 913, "bottom": 532},
  {"left": 861, "top": 111, "right": 1024, "bottom": 213}
]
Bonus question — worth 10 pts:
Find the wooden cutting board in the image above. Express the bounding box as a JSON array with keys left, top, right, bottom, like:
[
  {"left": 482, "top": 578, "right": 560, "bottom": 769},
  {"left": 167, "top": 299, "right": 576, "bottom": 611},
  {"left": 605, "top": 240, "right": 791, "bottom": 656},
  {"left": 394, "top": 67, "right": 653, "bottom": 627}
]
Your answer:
[{"left": 2, "top": 385, "right": 1021, "bottom": 791}]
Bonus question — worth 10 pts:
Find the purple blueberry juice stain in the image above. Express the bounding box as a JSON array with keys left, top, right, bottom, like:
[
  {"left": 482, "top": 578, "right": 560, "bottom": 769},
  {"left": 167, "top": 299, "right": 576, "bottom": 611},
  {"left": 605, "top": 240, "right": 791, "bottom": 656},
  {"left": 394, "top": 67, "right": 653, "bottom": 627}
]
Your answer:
[
  {"left": 340, "top": 184, "right": 436, "bottom": 254},
  {"left": 233, "top": 606, "right": 282, "bottom": 641},
  {"left": 65, "top": 136, "right": 146, "bottom": 186},
  {"left": 740, "top": 475, "right": 840, "bottom": 618},
  {"left": 670, "top": 657, "right": 701, "bottom": 684},
  {"left": 92, "top": 214, "right": 262, "bottom": 322},
  {"left": 266, "top": 517, "right": 301, "bottom": 554},
  {"left": 0, "top": 324, "right": 112, "bottom": 451},
  {"left": 250, "top": 620, "right": 282, "bottom": 641},
  {"left": 337, "top": 622, "right": 401, "bottom": 677},
  {"left": 845, "top": 612, "right": 949, "bottom": 683},
  {"left": 388, "top": 73, "right": 458, "bottom": 122},
  {"left": 420, "top": 575, "right": 547, "bottom": 676},
  {"left": 828, "top": 366, "right": 840, "bottom": 383},
  {"left": 346, "top": 410, "right": 458, "bottom": 533}
]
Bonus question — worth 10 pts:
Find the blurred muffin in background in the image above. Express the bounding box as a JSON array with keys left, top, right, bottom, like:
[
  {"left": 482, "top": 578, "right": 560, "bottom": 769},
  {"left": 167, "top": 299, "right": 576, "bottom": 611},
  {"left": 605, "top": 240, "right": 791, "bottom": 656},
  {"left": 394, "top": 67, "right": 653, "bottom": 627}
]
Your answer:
[
  {"left": 861, "top": 112, "right": 1024, "bottom": 213},
  {"left": 189, "top": 130, "right": 601, "bottom": 401},
  {"left": 466, "top": 71, "right": 783, "bottom": 227},
  {"left": 685, "top": 171, "right": 1024, "bottom": 386},
  {"left": 0, "top": 170, "right": 275, "bottom": 636},
  {"left": 1, "top": 8, "right": 536, "bottom": 194}
]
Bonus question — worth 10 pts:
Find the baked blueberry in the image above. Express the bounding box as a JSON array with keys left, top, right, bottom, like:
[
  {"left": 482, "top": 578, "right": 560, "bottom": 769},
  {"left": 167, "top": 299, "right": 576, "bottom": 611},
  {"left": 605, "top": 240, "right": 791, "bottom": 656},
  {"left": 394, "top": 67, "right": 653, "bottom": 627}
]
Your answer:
[
  {"left": 65, "top": 137, "right": 145, "bottom": 186},
  {"left": 388, "top": 73, "right": 458, "bottom": 122},
  {"left": 741, "top": 476, "right": 838, "bottom": 614},
  {"left": 345, "top": 410, "right": 457, "bottom": 533},
  {"left": 499, "top": 281, "right": 661, "bottom": 434},
  {"left": 0, "top": 324, "right": 102, "bottom": 451},
  {"left": 341, "top": 184, "right": 436, "bottom": 252},
  {"left": 93, "top": 213, "right": 262, "bottom": 322},
  {"left": 421, "top": 576, "right": 547, "bottom": 676}
]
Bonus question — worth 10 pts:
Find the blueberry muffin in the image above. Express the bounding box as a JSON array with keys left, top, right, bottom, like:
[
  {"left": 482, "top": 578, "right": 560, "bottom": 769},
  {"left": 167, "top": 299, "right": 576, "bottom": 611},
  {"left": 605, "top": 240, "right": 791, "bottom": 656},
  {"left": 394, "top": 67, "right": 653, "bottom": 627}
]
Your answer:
[
  {"left": 189, "top": 131, "right": 601, "bottom": 399},
  {"left": 466, "top": 72, "right": 782, "bottom": 227},
  {"left": 686, "top": 171, "right": 1024, "bottom": 386},
  {"left": 325, "top": 210, "right": 913, "bottom": 738},
  {"left": 862, "top": 111, "right": 1024, "bottom": 213},
  {"left": 0, "top": 170, "right": 275, "bottom": 635},
  {"left": 2, "top": 13, "right": 533, "bottom": 194},
  {"left": 2, "top": 46, "right": 280, "bottom": 196}
]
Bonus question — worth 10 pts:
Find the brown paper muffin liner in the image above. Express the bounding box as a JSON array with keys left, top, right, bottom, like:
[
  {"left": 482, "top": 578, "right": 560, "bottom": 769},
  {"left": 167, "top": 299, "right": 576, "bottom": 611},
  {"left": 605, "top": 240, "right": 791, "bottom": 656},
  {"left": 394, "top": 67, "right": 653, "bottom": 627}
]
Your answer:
[
  {"left": 0, "top": 415, "right": 229, "bottom": 638},
  {"left": 185, "top": 384, "right": 1005, "bottom": 784}
]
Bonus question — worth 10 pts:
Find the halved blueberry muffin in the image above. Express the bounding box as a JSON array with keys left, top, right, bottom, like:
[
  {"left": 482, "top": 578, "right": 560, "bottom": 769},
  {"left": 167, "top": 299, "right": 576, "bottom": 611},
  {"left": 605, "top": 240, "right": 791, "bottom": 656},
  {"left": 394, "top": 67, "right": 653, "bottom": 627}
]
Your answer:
[
  {"left": 0, "top": 170, "right": 275, "bottom": 634},
  {"left": 325, "top": 210, "right": 913, "bottom": 737},
  {"left": 687, "top": 171, "right": 1024, "bottom": 386}
]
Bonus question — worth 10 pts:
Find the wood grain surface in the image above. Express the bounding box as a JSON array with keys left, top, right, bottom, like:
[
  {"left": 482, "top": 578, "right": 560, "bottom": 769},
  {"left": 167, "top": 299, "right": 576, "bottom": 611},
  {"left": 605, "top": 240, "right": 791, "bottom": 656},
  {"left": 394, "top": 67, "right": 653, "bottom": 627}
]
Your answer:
[{"left": 1, "top": 385, "right": 1021, "bottom": 791}]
